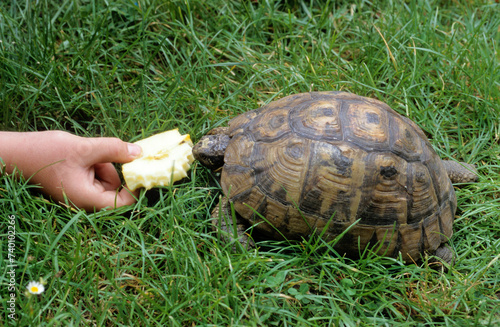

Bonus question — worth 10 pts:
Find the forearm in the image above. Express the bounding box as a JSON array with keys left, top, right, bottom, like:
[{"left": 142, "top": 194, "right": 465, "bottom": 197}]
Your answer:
[{"left": 0, "top": 131, "right": 68, "bottom": 179}]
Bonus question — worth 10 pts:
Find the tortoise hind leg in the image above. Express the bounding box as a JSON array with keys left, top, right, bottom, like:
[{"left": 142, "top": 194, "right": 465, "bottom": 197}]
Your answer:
[
  {"left": 442, "top": 160, "right": 478, "bottom": 184},
  {"left": 427, "top": 244, "right": 455, "bottom": 271},
  {"left": 432, "top": 244, "right": 455, "bottom": 266}
]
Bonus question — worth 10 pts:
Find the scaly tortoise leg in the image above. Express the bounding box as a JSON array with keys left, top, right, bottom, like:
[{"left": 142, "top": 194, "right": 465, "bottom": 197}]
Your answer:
[
  {"left": 432, "top": 244, "right": 455, "bottom": 266},
  {"left": 442, "top": 160, "right": 478, "bottom": 184}
]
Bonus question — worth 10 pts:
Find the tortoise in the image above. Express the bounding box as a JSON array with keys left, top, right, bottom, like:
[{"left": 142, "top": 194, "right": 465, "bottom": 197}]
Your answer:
[{"left": 193, "top": 91, "right": 478, "bottom": 264}]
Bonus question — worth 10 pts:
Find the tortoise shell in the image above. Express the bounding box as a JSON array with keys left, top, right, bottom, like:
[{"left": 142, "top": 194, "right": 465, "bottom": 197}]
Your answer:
[{"left": 220, "top": 91, "right": 456, "bottom": 261}]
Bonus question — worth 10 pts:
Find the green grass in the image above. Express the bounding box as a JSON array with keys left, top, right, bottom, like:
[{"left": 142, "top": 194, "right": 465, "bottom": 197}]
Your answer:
[{"left": 1, "top": 0, "right": 499, "bottom": 325}]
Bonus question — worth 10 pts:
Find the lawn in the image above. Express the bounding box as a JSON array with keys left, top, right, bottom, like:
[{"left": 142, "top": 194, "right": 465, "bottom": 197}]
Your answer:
[{"left": 1, "top": 0, "right": 499, "bottom": 326}]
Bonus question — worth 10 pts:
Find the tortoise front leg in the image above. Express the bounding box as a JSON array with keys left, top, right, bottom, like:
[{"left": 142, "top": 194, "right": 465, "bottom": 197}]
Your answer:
[
  {"left": 442, "top": 160, "right": 478, "bottom": 184},
  {"left": 211, "top": 197, "right": 255, "bottom": 250}
]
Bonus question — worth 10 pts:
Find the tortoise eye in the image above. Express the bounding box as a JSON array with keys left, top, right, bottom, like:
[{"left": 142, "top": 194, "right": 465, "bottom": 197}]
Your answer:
[{"left": 380, "top": 166, "right": 397, "bottom": 178}]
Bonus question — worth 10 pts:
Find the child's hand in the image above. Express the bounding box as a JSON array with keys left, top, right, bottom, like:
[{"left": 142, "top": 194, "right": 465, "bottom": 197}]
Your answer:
[{"left": 0, "top": 131, "right": 142, "bottom": 211}]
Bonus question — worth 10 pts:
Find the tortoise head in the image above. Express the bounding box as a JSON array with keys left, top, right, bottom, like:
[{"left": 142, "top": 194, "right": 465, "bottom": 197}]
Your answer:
[{"left": 192, "top": 133, "right": 230, "bottom": 170}]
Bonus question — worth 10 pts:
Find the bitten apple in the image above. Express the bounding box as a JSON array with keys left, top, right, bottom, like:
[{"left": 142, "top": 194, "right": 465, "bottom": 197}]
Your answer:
[{"left": 122, "top": 129, "right": 194, "bottom": 191}]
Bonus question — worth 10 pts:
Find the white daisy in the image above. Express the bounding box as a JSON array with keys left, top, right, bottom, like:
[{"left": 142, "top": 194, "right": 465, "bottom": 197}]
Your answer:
[{"left": 26, "top": 281, "right": 45, "bottom": 295}]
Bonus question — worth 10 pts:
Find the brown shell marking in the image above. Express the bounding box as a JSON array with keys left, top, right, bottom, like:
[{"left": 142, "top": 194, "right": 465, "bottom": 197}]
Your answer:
[
  {"left": 289, "top": 100, "right": 343, "bottom": 141},
  {"left": 222, "top": 91, "right": 456, "bottom": 261},
  {"left": 344, "top": 102, "right": 390, "bottom": 149}
]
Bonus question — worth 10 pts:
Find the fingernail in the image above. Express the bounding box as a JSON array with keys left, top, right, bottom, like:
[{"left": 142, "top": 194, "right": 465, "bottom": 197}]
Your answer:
[{"left": 127, "top": 143, "right": 142, "bottom": 158}]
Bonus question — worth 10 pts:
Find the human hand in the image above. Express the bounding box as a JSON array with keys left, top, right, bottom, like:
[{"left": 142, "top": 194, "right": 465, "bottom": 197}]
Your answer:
[{"left": 0, "top": 131, "right": 142, "bottom": 211}]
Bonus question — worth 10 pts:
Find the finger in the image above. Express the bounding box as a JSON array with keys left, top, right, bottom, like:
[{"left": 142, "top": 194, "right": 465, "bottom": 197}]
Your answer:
[
  {"left": 94, "top": 163, "right": 122, "bottom": 190},
  {"left": 115, "top": 187, "right": 140, "bottom": 207},
  {"left": 79, "top": 187, "right": 139, "bottom": 211},
  {"left": 102, "top": 187, "right": 139, "bottom": 210},
  {"left": 77, "top": 137, "right": 142, "bottom": 165}
]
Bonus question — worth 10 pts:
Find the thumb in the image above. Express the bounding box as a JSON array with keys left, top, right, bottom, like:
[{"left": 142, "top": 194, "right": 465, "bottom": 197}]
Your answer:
[{"left": 77, "top": 137, "right": 142, "bottom": 164}]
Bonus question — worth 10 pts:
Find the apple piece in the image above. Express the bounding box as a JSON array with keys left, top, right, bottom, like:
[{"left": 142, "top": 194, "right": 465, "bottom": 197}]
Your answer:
[{"left": 122, "top": 129, "right": 194, "bottom": 191}]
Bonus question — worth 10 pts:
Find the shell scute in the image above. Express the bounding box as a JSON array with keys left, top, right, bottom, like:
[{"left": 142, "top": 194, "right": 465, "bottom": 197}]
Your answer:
[
  {"left": 300, "top": 141, "right": 364, "bottom": 224},
  {"left": 343, "top": 102, "right": 390, "bottom": 150},
  {"left": 248, "top": 107, "right": 291, "bottom": 141},
  {"left": 250, "top": 136, "right": 311, "bottom": 205},
  {"left": 289, "top": 100, "right": 343, "bottom": 141},
  {"left": 407, "top": 162, "right": 439, "bottom": 224},
  {"left": 390, "top": 115, "right": 424, "bottom": 160}
]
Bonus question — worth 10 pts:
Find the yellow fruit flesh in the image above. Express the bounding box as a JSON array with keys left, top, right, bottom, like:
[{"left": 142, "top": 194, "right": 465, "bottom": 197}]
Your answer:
[{"left": 122, "top": 129, "right": 194, "bottom": 191}]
